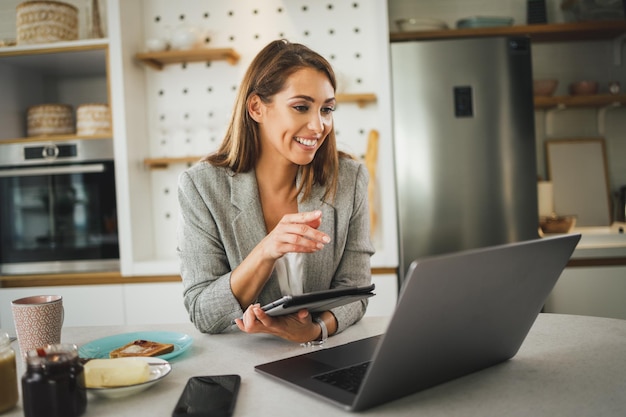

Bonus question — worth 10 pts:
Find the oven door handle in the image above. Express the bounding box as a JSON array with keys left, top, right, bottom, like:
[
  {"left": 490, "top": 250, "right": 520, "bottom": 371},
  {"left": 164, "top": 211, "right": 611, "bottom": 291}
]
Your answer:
[{"left": 0, "top": 163, "right": 106, "bottom": 177}]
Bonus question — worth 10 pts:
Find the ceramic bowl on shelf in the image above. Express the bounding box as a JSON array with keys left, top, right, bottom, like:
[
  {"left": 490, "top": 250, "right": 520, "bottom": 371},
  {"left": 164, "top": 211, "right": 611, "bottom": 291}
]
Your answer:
[
  {"left": 395, "top": 18, "right": 448, "bottom": 32},
  {"left": 539, "top": 214, "right": 577, "bottom": 234},
  {"left": 569, "top": 80, "right": 599, "bottom": 95},
  {"left": 145, "top": 38, "right": 168, "bottom": 52},
  {"left": 533, "top": 79, "right": 558, "bottom": 97},
  {"left": 170, "top": 26, "right": 200, "bottom": 50}
]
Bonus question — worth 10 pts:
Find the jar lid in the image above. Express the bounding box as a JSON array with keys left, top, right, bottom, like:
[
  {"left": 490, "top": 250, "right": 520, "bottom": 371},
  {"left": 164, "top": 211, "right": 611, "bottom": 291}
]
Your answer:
[
  {"left": 0, "top": 332, "right": 10, "bottom": 348},
  {"left": 25, "top": 343, "right": 78, "bottom": 367}
]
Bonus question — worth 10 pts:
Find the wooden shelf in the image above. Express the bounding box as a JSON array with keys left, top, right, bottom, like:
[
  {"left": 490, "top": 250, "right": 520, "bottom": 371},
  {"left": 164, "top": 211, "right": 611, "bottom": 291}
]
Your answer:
[
  {"left": 0, "top": 38, "right": 108, "bottom": 57},
  {"left": 336, "top": 93, "right": 377, "bottom": 107},
  {"left": 390, "top": 20, "right": 626, "bottom": 43},
  {"left": 0, "top": 40, "right": 107, "bottom": 77},
  {"left": 0, "top": 271, "right": 181, "bottom": 288},
  {"left": 534, "top": 93, "right": 626, "bottom": 109},
  {"left": 144, "top": 156, "right": 203, "bottom": 169},
  {"left": 135, "top": 47, "right": 240, "bottom": 70}
]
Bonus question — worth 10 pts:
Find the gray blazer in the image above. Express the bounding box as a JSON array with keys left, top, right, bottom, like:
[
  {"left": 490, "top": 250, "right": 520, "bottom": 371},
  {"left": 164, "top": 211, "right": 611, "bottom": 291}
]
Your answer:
[{"left": 177, "top": 157, "right": 375, "bottom": 334}]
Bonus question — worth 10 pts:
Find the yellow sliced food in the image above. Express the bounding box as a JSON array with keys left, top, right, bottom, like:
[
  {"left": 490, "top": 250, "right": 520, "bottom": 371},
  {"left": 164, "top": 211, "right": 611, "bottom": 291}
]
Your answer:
[{"left": 84, "top": 358, "right": 150, "bottom": 388}]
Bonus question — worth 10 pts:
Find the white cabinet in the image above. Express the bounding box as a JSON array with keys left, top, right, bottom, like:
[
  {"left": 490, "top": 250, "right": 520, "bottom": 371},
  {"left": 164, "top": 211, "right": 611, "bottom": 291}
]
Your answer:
[
  {"left": 123, "top": 282, "right": 189, "bottom": 325},
  {"left": 366, "top": 274, "right": 398, "bottom": 317},
  {"left": 0, "top": 277, "right": 395, "bottom": 337},
  {"left": 0, "top": 285, "right": 125, "bottom": 335},
  {"left": 0, "top": 282, "right": 191, "bottom": 335},
  {"left": 544, "top": 266, "right": 626, "bottom": 320},
  {"left": 0, "top": 40, "right": 109, "bottom": 141}
]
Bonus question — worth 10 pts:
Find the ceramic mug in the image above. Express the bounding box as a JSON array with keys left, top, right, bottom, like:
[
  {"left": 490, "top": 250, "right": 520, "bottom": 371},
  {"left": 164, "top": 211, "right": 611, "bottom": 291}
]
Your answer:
[{"left": 11, "top": 295, "right": 64, "bottom": 358}]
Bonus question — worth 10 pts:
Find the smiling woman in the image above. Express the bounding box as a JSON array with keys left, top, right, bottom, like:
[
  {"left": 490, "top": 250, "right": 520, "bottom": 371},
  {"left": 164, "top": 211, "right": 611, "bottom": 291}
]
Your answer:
[
  {"left": 177, "top": 39, "right": 375, "bottom": 344},
  {"left": 248, "top": 67, "right": 336, "bottom": 170}
]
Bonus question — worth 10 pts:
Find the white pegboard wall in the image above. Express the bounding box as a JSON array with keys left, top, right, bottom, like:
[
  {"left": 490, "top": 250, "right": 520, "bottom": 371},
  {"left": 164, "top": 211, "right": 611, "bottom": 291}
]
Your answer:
[
  {"left": 143, "top": 0, "right": 383, "bottom": 159},
  {"left": 138, "top": 0, "right": 394, "bottom": 263}
]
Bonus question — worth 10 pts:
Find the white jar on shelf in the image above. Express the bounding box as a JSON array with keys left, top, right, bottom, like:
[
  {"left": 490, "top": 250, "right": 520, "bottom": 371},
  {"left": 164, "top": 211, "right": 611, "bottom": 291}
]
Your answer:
[
  {"left": 76, "top": 103, "right": 112, "bottom": 136},
  {"left": 170, "top": 25, "right": 200, "bottom": 50}
]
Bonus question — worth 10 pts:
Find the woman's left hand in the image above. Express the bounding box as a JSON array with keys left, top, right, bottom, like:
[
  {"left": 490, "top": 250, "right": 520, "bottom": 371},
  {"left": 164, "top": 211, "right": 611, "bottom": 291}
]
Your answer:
[{"left": 234, "top": 304, "right": 320, "bottom": 343}]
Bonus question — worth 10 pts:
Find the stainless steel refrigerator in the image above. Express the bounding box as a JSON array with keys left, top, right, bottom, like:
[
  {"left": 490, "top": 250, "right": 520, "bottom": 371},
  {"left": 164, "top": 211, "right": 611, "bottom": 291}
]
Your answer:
[{"left": 390, "top": 36, "right": 539, "bottom": 282}]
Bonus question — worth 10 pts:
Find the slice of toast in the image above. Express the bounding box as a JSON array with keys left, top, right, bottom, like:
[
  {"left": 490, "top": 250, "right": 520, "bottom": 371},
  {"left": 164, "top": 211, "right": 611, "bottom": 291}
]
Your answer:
[{"left": 109, "top": 339, "right": 174, "bottom": 358}]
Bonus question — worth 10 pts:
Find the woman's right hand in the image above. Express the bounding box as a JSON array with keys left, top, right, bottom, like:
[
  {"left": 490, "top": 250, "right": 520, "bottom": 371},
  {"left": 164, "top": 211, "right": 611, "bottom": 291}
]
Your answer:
[
  {"left": 261, "top": 210, "right": 330, "bottom": 260},
  {"left": 230, "top": 210, "right": 330, "bottom": 312}
]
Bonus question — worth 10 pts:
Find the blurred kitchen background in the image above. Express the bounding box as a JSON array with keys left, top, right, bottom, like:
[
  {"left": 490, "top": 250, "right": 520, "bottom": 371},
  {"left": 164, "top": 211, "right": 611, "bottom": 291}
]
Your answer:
[{"left": 0, "top": 0, "right": 625, "bottom": 333}]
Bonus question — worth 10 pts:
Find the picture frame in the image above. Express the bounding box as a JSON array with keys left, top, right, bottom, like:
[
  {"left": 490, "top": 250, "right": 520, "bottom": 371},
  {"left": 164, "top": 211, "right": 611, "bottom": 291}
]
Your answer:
[{"left": 545, "top": 138, "right": 612, "bottom": 227}]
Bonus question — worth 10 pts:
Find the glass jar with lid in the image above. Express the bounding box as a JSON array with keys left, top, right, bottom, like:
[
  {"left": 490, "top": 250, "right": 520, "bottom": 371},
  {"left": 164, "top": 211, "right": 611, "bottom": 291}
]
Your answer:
[
  {"left": 21, "top": 344, "right": 87, "bottom": 417},
  {"left": 0, "top": 332, "right": 19, "bottom": 413}
]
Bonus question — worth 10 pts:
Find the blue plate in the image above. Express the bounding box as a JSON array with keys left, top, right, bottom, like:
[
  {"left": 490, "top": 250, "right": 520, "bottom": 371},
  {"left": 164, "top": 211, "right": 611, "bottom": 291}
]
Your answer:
[{"left": 79, "top": 331, "right": 192, "bottom": 361}]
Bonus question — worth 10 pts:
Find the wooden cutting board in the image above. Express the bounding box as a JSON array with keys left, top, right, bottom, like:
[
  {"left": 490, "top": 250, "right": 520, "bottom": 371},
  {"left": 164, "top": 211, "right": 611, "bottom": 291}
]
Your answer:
[
  {"left": 546, "top": 138, "right": 612, "bottom": 226},
  {"left": 364, "top": 129, "right": 379, "bottom": 236}
]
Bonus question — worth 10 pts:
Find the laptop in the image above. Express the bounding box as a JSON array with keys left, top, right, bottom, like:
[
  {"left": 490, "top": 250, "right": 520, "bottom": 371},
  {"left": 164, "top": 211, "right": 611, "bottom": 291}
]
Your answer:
[{"left": 255, "top": 234, "right": 581, "bottom": 411}]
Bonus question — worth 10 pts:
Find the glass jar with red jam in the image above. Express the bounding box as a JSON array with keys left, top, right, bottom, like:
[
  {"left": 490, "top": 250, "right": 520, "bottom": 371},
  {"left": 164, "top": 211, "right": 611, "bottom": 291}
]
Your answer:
[
  {"left": 21, "top": 344, "right": 87, "bottom": 417},
  {"left": 0, "top": 332, "right": 18, "bottom": 413}
]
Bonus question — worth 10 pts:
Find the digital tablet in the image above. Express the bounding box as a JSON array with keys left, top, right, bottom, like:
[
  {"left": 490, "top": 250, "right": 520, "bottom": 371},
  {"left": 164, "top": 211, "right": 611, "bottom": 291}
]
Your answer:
[{"left": 261, "top": 284, "right": 376, "bottom": 317}]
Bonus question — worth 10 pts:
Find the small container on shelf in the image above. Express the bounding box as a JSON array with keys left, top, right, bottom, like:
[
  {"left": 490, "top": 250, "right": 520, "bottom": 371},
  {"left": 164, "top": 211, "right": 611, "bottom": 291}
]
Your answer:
[
  {"left": 527, "top": 0, "right": 548, "bottom": 24},
  {"left": 16, "top": 1, "right": 79, "bottom": 45},
  {"left": 76, "top": 103, "right": 111, "bottom": 136},
  {"left": 539, "top": 214, "right": 577, "bottom": 234},
  {"left": 608, "top": 81, "right": 621, "bottom": 95},
  {"left": 456, "top": 16, "right": 514, "bottom": 28},
  {"left": 145, "top": 38, "right": 169, "bottom": 52},
  {"left": 569, "top": 80, "right": 598, "bottom": 95},
  {"left": 533, "top": 79, "right": 558, "bottom": 96},
  {"left": 27, "top": 104, "right": 75, "bottom": 137},
  {"left": 561, "top": 0, "right": 626, "bottom": 22},
  {"left": 170, "top": 25, "right": 201, "bottom": 50},
  {"left": 394, "top": 18, "right": 448, "bottom": 32}
]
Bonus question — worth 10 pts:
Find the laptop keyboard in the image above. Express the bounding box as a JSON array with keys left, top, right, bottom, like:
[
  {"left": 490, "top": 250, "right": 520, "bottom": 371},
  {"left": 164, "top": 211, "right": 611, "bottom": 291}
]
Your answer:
[{"left": 312, "top": 361, "right": 371, "bottom": 394}]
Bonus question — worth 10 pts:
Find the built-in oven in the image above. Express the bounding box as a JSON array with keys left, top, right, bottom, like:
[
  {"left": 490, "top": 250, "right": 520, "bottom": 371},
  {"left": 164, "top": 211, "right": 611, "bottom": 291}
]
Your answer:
[{"left": 0, "top": 139, "right": 119, "bottom": 275}]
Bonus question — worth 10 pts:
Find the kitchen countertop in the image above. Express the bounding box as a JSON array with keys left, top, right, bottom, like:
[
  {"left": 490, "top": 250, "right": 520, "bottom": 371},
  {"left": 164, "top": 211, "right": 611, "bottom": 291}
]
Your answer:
[
  {"left": 5, "top": 314, "right": 626, "bottom": 416},
  {"left": 561, "top": 222, "right": 626, "bottom": 262}
]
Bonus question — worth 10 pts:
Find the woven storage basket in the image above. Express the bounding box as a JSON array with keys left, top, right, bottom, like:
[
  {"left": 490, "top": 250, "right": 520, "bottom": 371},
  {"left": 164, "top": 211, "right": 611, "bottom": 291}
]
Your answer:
[
  {"left": 16, "top": 1, "right": 78, "bottom": 45},
  {"left": 76, "top": 103, "right": 112, "bottom": 135},
  {"left": 27, "top": 104, "right": 75, "bottom": 136}
]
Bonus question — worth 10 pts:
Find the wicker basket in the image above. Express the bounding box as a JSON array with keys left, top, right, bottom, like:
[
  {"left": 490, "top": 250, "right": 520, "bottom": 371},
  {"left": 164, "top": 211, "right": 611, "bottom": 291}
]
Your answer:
[
  {"left": 76, "top": 103, "right": 112, "bottom": 136},
  {"left": 27, "top": 104, "right": 75, "bottom": 136},
  {"left": 16, "top": 1, "right": 78, "bottom": 45}
]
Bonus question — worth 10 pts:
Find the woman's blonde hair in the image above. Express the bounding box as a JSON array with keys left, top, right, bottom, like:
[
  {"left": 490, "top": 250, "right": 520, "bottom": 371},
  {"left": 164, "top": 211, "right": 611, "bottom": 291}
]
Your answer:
[{"left": 204, "top": 39, "right": 348, "bottom": 202}]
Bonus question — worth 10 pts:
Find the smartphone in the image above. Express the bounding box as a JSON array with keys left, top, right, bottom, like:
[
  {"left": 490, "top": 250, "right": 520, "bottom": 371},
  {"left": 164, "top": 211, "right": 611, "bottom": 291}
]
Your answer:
[{"left": 172, "top": 375, "right": 241, "bottom": 417}]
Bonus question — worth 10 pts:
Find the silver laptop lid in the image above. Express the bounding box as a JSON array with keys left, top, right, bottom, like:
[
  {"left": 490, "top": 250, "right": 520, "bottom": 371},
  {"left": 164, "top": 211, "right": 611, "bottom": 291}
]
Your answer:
[{"left": 354, "top": 234, "right": 580, "bottom": 410}]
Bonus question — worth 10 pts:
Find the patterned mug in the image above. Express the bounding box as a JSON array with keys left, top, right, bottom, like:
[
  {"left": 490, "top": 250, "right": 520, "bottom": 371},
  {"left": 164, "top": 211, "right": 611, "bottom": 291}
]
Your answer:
[{"left": 11, "top": 295, "right": 64, "bottom": 359}]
